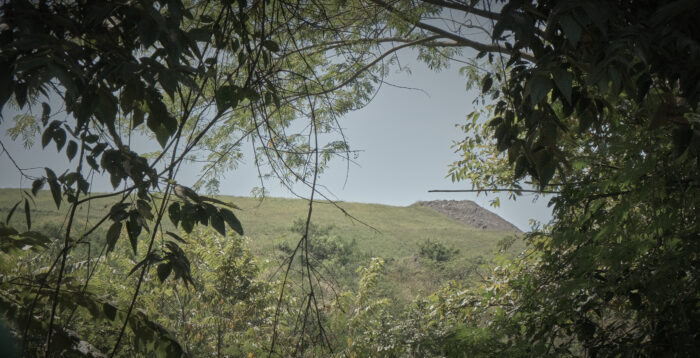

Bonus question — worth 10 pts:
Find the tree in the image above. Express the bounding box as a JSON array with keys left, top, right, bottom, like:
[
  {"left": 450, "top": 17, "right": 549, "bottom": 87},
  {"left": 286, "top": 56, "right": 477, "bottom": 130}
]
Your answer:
[
  {"left": 445, "top": 1, "right": 700, "bottom": 356},
  {"left": 0, "top": 0, "right": 273, "bottom": 355}
]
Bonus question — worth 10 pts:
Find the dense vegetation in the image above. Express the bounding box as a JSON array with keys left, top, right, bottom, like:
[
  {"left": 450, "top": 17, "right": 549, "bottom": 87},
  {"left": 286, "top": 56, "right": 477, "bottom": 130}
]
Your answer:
[{"left": 1, "top": 0, "right": 698, "bottom": 357}]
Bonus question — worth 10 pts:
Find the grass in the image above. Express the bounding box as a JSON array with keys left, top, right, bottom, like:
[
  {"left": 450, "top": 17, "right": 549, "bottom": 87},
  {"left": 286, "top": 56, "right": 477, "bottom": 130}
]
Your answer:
[{"left": 0, "top": 188, "right": 522, "bottom": 303}]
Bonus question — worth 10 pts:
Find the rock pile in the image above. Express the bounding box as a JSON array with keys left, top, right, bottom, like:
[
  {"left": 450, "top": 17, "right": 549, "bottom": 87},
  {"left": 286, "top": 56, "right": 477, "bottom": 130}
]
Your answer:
[{"left": 417, "top": 200, "right": 520, "bottom": 232}]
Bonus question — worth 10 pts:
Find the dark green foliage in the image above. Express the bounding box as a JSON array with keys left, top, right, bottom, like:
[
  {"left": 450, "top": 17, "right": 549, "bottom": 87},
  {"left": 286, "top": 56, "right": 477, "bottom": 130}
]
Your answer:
[
  {"left": 446, "top": 1, "right": 700, "bottom": 356},
  {"left": 280, "top": 218, "right": 356, "bottom": 265},
  {"left": 418, "top": 239, "right": 459, "bottom": 262}
]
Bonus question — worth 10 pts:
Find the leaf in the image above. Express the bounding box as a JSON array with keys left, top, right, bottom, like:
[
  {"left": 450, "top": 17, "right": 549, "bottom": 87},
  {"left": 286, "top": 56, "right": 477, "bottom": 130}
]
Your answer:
[
  {"left": 166, "top": 231, "right": 187, "bottom": 244},
  {"left": 103, "top": 302, "right": 117, "bottom": 321},
  {"left": 128, "top": 257, "right": 149, "bottom": 277},
  {"left": 158, "top": 69, "right": 178, "bottom": 99},
  {"left": 482, "top": 74, "right": 493, "bottom": 93},
  {"left": 41, "top": 128, "right": 52, "bottom": 149},
  {"left": 136, "top": 200, "right": 154, "bottom": 220},
  {"left": 31, "top": 178, "right": 45, "bottom": 196},
  {"left": 66, "top": 140, "right": 78, "bottom": 161},
  {"left": 86, "top": 155, "right": 99, "bottom": 171},
  {"left": 181, "top": 215, "right": 194, "bottom": 234},
  {"left": 534, "top": 151, "right": 556, "bottom": 186},
  {"left": 215, "top": 85, "right": 238, "bottom": 113},
  {"left": 45, "top": 168, "right": 61, "bottom": 209},
  {"left": 127, "top": 211, "right": 142, "bottom": 254},
  {"left": 16, "top": 231, "right": 51, "bottom": 249},
  {"left": 5, "top": 200, "right": 21, "bottom": 225},
  {"left": 106, "top": 222, "right": 122, "bottom": 253},
  {"left": 187, "top": 27, "right": 212, "bottom": 42},
  {"left": 220, "top": 208, "right": 244, "bottom": 236},
  {"left": 262, "top": 39, "right": 280, "bottom": 52},
  {"left": 24, "top": 198, "right": 31, "bottom": 231},
  {"left": 41, "top": 102, "right": 51, "bottom": 126},
  {"left": 559, "top": 14, "right": 581, "bottom": 47},
  {"left": 138, "top": 16, "right": 160, "bottom": 48},
  {"left": 578, "top": 110, "right": 595, "bottom": 131},
  {"left": 132, "top": 107, "right": 145, "bottom": 128},
  {"left": 168, "top": 202, "right": 181, "bottom": 227},
  {"left": 157, "top": 263, "right": 172, "bottom": 283},
  {"left": 153, "top": 124, "right": 170, "bottom": 148},
  {"left": 109, "top": 203, "right": 130, "bottom": 221},
  {"left": 527, "top": 73, "right": 552, "bottom": 106},
  {"left": 194, "top": 205, "right": 209, "bottom": 226},
  {"left": 210, "top": 211, "right": 226, "bottom": 236},
  {"left": 83, "top": 134, "right": 99, "bottom": 143},
  {"left": 553, "top": 70, "right": 573, "bottom": 105},
  {"left": 53, "top": 127, "right": 66, "bottom": 151}
]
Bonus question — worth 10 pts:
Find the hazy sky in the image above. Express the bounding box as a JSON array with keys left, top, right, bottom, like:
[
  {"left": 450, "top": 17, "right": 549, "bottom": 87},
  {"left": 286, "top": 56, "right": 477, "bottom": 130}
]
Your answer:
[{"left": 0, "top": 50, "right": 552, "bottom": 231}]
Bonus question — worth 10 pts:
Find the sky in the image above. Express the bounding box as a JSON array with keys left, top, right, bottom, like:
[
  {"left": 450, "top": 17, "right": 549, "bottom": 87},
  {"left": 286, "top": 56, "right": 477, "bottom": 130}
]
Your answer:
[{"left": 0, "top": 50, "right": 553, "bottom": 231}]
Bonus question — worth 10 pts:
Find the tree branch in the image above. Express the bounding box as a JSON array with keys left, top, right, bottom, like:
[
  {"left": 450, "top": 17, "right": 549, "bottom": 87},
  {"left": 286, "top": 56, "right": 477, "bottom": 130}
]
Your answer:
[{"left": 368, "top": 0, "right": 535, "bottom": 61}]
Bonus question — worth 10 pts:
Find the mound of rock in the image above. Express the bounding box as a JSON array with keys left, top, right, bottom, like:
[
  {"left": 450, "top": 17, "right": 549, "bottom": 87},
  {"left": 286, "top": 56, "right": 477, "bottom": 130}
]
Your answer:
[{"left": 417, "top": 200, "right": 520, "bottom": 233}]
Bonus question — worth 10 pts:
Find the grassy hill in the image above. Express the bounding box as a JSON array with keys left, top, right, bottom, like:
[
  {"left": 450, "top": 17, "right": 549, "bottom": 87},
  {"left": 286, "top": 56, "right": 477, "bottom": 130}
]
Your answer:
[{"left": 0, "top": 188, "right": 521, "bottom": 303}]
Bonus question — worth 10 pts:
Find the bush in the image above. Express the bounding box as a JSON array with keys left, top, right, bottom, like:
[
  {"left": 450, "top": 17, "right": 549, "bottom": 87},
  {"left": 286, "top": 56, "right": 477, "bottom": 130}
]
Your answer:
[{"left": 418, "top": 239, "right": 459, "bottom": 262}]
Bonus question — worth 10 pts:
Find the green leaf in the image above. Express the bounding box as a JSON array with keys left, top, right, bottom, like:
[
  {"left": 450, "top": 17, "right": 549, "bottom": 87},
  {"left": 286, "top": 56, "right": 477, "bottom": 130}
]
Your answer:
[
  {"left": 168, "top": 202, "right": 181, "bottom": 227},
  {"left": 553, "top": 70, "right": 573, "bottom": 104},
  {"left": 215, "top": 85, "right": 238, "bottom": 113},
  {"left": 194, "top": 205, "right": 209, "bottom": 226},
  {"left": 41, "top": 102, "right": 51, "bottom": 126},
  {"left": 5, "top": 200, "right": 21, "bottom": 225},
  {"left": 158, "top": 69, "right": 178, "bottom": 99},
  {"left": 127, "top": 211, "right": 142, "bottom": 254},
  {"left": 482, "top": 74, "right": 493, "bottom": 93},
  {"left": 95, "top": 88, "right": 118, "bottom": 127},
  {"left": 86, "top": 155, "right": 99, "bottom": 171},
  {"left": 109, "top": 203, "right": 130, "bottom": 221},
  {"left": 45, "top": 168, "right": 61, "bottom": 209},
  {"left": 262, "top": 39, "right": 280, "bottom": 52},
  {"left": 53, "top": 127, "right": 66, "bottom": 152},
  {"left": 157, "top": 263, "right": 172, "bottom": 283},
  {"left": 24, "top": 198, "right": 31, "bottom": 231},
  {"left": 31, "top": 178, "right": 45, "bottom": 196},
  {"left": 83, "top": 134, "right": 99, "bottom": 143},
  {"left": 136, "top": 200, "right": 154, "bottom": 220},
  {"left": 106, "top": 222, "right": 122, "bottom": 253},
  {"left": 578, "top": 110, "right": 595, "bottom": 131},
  {"left": 527, "top": 73, "right": 551, "bottom": 106},
  {"left": 41, "top": 128, "right": 52, "bottom": 148},
  {"left": 181, "top": 215, "right": 194, "bottom": 234},
  {"left": 220, "top": 208, "right": 244, "bottom": 236},
  {"left": 138, "top": 16, "right": 160, "bottom": 48},
  {"left": 534, "top": 152, "right": 556, "bottom": 186},
  {"left": 187, "top": 27, "right": 212, "bottom": 42},
  {"left": 66, "top": 140, "right": 78, "bottom": 161},
  {"left": 210, "top": 211, "right": 226, "bottom": 236},
  {"left": 559, "top": 14, "right": 581, "bottom": 47},
  {"left": 16, "top": 231, "right": 51, "bottom": 250},
  {"left": 128, "top": 256, "right": 151, "bottom": 277},
  {"left": 165, "top": 231, "right": 187, "bottom": 244},
  {"left": 153, "top": 124, "right": 170, "bottom": 148},
  {"left": 103, "top": 302, "right": 117, "bottom": 321}
]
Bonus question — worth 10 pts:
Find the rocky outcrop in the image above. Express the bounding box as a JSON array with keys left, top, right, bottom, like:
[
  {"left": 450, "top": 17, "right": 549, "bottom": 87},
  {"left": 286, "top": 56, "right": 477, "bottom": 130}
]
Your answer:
[{"left": 417, "top": 200, "right": 520, "bottom": 233}]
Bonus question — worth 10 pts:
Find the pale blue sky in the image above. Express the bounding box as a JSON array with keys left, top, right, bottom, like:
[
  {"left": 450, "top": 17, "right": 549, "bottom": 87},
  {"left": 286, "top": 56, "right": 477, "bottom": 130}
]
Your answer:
[{"left": 0, "top": 51, "right": 552, "bottom": 231}]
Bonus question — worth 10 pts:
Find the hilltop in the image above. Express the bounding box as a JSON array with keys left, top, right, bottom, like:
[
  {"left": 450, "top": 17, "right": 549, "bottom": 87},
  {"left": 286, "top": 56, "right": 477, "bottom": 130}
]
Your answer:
[{"left": 416, "top": 200, "right": 521, "bottom": 233}]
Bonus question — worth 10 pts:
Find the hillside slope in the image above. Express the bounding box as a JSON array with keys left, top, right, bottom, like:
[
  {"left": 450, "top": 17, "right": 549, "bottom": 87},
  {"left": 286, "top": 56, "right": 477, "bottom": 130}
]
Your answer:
[
  {"left": 0, "top": 188, "right": 518, "bottom": 256},
  {"left": 0, "top": 188, "right": 522, "bottom": 302}
]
